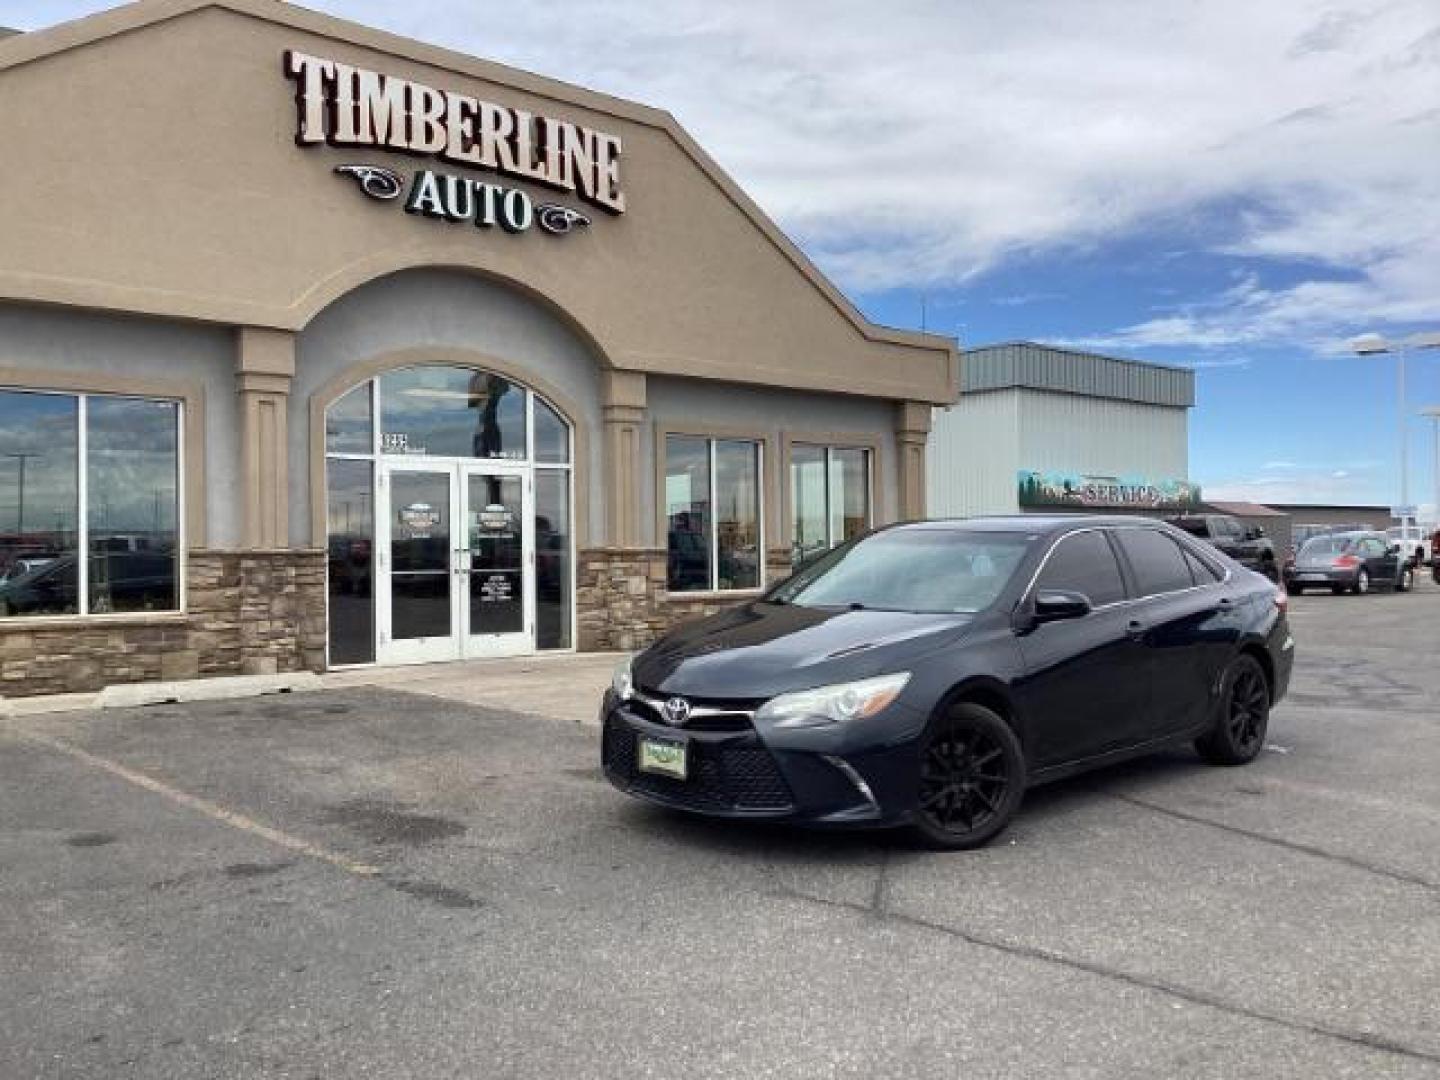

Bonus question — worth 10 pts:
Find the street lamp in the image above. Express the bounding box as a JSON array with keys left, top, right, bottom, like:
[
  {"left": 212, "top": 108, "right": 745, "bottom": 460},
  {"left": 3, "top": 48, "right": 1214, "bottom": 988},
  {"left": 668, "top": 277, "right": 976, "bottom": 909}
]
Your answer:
[
  {"left": 1349, "top": 331, "right": 1440, "bottom": 520},
  {"left": 1422, "top": 405, "right": 1440, "bottom": 526}
]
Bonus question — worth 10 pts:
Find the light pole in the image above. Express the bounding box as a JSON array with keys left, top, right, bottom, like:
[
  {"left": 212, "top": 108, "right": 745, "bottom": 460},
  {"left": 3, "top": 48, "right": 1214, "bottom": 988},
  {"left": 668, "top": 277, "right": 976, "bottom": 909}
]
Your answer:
[
  {"left": 1350, "top": 331, "right": 1440, "bottom": 520},
  {"left": 1422, "top": 405, "right": 1440, "bottom": 525},
  {"left": 3, "top": 451, "right": 40, "bottom": 540}
]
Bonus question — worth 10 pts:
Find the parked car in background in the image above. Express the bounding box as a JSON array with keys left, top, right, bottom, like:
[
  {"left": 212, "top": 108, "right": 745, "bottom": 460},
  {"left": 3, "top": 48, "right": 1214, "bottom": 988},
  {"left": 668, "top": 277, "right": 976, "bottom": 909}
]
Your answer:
[
  {"left": 1384, "top": 524, "right": 1429, "bottom": 567},
  {"left": 1166, "top": 514, "right": 1278, "bottom": 580},
  {"left": 604, "top": 517, "right": 1293, "bottom": 850},
  {"left": 1284, "top": 531, "right": 1412, "bottom": 595}
]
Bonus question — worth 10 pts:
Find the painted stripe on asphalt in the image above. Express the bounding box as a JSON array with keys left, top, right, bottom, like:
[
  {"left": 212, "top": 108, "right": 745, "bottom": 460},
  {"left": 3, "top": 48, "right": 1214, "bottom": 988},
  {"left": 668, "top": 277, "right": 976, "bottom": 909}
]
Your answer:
[{"left": 5, "top": 726, "right": 383, "bottom": 878}]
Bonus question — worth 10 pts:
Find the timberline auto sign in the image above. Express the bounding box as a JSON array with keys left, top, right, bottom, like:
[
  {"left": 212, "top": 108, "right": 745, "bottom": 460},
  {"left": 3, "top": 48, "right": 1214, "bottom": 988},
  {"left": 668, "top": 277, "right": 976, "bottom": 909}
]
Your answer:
[
  {"left": 1018, "top": 470, "right": 1202, "bottom": 511},
  {"left": 284, "top": 51, "right": 624, "bottom": 239}
]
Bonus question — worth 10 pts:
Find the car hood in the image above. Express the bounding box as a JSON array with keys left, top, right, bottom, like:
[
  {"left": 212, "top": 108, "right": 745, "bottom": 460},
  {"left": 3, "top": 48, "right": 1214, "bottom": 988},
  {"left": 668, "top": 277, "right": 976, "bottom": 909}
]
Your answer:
[{"left": 632, "top": 602, "right": 973, "bottom": 699}]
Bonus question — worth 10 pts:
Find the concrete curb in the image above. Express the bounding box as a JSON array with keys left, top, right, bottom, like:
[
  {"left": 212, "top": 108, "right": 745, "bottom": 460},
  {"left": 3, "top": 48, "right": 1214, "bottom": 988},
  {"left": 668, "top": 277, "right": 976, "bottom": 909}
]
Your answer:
[{"left": 94, "top": 672, "right": 325, "bottom": 709}]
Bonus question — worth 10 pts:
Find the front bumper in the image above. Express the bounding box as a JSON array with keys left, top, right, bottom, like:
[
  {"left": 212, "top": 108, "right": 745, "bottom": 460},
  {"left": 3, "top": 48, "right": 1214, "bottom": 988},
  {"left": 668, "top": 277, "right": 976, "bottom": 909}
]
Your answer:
[{"left": 599, "top": 693, "right": 918, "bottom": 827}]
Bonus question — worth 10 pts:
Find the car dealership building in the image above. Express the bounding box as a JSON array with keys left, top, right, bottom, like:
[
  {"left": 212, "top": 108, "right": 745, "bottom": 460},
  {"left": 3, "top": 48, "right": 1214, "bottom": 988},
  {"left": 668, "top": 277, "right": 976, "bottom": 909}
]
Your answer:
[{"left": 0, "top": 0, "right": 955, "bottom": 696}]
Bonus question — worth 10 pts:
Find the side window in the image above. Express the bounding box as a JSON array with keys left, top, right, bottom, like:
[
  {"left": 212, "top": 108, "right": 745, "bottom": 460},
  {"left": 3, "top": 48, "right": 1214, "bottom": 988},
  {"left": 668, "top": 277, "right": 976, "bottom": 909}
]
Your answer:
[
  {"left": 1115, "top": 529, "right": 1193, "bottom": 597},
  {"left": 1182, "top": 547, "right": 1221, "bottom": 584},
  {"left": 1034, "top": 531, "right": 1127, "bottom": 607}
]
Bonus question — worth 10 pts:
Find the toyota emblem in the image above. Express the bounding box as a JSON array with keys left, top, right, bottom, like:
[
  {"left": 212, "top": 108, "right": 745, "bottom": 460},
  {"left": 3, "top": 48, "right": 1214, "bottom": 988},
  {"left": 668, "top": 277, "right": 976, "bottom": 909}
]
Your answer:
[{"left": 662, "top": 697, "right": 692, "bottom": 726}]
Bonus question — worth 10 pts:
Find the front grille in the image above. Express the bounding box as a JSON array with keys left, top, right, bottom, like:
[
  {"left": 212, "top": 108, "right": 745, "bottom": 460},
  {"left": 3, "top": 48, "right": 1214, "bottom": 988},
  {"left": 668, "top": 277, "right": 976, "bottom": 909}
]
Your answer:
[
  {"left": 629, "top": 690, "right": 761, "bottom": 733},
  {"left": 603, "top": 717, "right": 794, "bottom": 812}
]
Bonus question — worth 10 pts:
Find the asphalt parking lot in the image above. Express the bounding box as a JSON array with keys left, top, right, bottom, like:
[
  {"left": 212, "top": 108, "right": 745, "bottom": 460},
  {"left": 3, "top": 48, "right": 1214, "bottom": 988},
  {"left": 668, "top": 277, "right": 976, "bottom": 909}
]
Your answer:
[{"left": 2, "top": 582, "right": 1438, "bottom": 1079}]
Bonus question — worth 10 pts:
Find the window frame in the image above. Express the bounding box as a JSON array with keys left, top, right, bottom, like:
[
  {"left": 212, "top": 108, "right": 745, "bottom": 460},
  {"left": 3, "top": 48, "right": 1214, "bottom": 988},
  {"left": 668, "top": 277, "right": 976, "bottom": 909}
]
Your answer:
[
  {"left": 0, "top": 386, "right": 186, "bottom": 620},
  {"left": 661, "top": 431, "right": 766, "bottom": 595},
  {"left": 788, "top": 441, "right": 874, "bottom": 567},
  {"left": 1032, "top": 528, "right": 1128, "bottom": 609}
]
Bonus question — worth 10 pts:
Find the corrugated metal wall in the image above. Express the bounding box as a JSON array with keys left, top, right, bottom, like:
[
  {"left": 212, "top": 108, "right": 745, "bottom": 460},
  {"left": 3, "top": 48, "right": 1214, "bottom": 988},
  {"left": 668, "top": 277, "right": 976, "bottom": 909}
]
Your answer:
[
  {"left": 1017, "top": 390, "right": 1188, "bottom": 479},
  {"left": 926, "top": 388, "right": 1189, "bottom": 519},
  {"left": 962, "top": 343, "right": 1194, "bottom": 408},
  {"left": 926, "top": 390, "right": 1020, "bottom": 517}
]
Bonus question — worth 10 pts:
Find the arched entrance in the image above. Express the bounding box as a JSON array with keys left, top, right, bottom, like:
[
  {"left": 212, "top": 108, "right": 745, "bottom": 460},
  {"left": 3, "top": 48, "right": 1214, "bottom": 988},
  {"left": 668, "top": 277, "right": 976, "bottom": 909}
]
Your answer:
[{"left": 323, "top": 363, "right": 574, "bottom": 666}]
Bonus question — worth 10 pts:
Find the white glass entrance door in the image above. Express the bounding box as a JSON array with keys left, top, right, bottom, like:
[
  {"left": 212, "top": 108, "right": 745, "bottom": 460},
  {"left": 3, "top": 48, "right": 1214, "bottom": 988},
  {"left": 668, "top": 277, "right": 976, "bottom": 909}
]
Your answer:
[
  {"left": 378, "top": 463, "right": 534, "bottom": 665},
  {"left": 462, "top": 468, "right": 533, "bottom": 658}
]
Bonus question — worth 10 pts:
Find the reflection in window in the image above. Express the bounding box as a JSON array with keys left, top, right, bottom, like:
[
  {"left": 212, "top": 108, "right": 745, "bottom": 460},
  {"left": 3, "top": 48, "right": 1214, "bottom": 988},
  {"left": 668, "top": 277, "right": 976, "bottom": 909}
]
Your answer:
[
  {"left": 535, "top": 470, "right": 571, "bottom": 649},
  {"left": 715, "top": 440, "right": 760, "bottom": 590},
  {"left": 326, "top": 458, "right": 374, "bottom": 664},
  {"left": 665, "top": 436, "right": 711, "bottom": 591},
  {"left": 791, "top": 445, "right": 870, "bottom": 567},
  {"left": 534, "top": 397, "right": 570, "bottom": 464},
  {"left": 87, "top": 397, "right": 179, "bottom": 613},
  {"left": 379, "top": 366, "right": 526, "bottom": 459},
  {"left": 325, "top": 383, "right": 372, "bottom": 454},
  {"left": 666, "top": 435, "right": 762, "bottom": 592},
  {"left": 0, "top": 391, "right": 79, "bottom": 616}
]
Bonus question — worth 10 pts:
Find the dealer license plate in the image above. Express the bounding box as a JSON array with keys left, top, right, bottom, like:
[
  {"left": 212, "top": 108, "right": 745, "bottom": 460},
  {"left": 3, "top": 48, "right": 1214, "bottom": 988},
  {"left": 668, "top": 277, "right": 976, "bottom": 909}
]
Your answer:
[{"left": 637, "top": 736, "right": 688, "bottom": 780}]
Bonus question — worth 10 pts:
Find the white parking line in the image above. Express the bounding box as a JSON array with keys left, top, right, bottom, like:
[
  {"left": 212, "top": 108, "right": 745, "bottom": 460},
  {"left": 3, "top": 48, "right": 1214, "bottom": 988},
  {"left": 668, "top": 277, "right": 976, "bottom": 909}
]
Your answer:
[{"left": 3, "top": 724, "right": 382, "bottom": 879}]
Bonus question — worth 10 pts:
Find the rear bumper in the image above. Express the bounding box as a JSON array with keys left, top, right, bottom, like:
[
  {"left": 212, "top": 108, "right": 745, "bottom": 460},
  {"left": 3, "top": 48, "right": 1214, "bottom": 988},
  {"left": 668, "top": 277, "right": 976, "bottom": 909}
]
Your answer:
[{"left": 1284, "top": 568, "right": 1355, "bottom": 588}]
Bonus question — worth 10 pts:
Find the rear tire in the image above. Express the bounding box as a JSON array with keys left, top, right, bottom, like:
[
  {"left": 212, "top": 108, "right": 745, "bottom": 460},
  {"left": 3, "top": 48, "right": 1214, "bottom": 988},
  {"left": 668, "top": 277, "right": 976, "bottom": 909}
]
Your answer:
[
  {"left": 1396, "top": 566, "right": 1413, "bottom": 593},
  {"left": 1195, "top": 655, "right": 1270, "bottom": 767},
  {"left": 909, "top": 703, "right": 1026, "bottom": 851},
  {"left": 1286, "top": 583, "right": 1303, "bottom": 595},
  {"left": 1351, "top": 569, "right": 1370, "bottom": 595}
]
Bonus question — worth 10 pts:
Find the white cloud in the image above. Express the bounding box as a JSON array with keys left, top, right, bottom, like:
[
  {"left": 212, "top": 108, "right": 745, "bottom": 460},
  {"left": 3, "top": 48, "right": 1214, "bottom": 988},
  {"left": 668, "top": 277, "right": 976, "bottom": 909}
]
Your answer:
[{"left": 9, "top": 0, "right": 1439, "bottom": 343}]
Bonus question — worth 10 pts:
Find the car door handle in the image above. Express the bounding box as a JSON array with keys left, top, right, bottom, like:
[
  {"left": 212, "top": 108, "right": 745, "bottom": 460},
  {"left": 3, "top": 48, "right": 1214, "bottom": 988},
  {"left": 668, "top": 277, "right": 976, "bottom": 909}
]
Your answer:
[
  {"left": 1217, "top": 597, "right": 1235, "bottom": 612},
  {"left": 1126, "top": 620, "right": 1146, "bottom": 640}
]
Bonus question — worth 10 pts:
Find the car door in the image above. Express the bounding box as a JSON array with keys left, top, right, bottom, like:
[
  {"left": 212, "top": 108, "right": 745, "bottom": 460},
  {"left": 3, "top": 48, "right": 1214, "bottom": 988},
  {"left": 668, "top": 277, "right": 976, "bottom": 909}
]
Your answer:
[
  {"left": 1013, "top": 528, "right": 1150, "bottom": 768},
  {"left": 1111, "top": 527, "right": 1232, "bottom": 741},
  {"left": 1361, "top": 536, "right": 1396, "bottom": 587}
]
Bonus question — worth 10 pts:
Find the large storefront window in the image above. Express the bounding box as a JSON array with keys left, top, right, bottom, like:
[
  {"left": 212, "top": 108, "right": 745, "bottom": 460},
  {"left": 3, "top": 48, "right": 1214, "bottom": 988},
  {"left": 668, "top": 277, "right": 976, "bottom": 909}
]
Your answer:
[
  {"left": 665, "top": 435, "right": 762, "bottom": 592},
  {"left": 323, "top": 365, "right": 574, "bottom": 663},
  {"left": 791, "top": 444, "right": 870, "bottom": 567},
  {"left": 0, "top": 390, "right": 180, "bottom": 618}
]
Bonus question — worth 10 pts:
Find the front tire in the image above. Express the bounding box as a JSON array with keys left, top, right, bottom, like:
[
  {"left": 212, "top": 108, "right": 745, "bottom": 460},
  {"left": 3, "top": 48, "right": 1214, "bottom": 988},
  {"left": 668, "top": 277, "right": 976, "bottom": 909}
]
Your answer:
[
  {"left": 909, "top": 703, "right": 1025, "bottom": 850},
  {"left": 1396, "top": 566, "right": 1414, "bottom": 592},
  {"left": 1195, "top": 655, "right": 1269, "bottom": 766}
]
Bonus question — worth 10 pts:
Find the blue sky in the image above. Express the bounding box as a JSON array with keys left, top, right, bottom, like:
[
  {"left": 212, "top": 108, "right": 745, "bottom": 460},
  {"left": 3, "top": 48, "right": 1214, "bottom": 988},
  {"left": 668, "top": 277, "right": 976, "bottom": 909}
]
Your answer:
[{"left": 8, "top": 1, "right": 1440, "bottom": 511}]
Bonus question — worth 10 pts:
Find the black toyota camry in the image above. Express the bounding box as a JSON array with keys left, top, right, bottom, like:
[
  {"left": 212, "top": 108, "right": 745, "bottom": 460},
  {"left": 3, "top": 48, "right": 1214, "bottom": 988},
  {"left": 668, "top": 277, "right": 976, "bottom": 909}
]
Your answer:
[{"left": 600, "top": 516, "right": 1294, "bottom": 849}]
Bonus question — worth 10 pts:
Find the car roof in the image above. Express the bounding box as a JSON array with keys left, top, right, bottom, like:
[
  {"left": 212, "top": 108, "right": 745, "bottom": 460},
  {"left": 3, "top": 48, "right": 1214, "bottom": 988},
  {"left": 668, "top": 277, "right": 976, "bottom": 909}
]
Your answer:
[{"left": 899, "top": 515, "right": 1170, "bottom": 536}]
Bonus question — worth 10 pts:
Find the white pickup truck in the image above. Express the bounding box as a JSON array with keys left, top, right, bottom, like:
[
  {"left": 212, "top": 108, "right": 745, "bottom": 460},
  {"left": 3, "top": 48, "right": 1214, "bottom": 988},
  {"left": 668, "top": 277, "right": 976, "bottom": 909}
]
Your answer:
[{"left": 1385, "top": 525, "right": 1431, "bottom": 567}]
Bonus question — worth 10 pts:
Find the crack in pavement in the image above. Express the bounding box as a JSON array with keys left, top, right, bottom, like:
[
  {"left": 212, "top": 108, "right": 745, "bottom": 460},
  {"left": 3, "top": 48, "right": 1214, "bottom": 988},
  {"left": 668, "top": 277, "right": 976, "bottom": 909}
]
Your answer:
[
  {"left": 773, "top": 883, "right": 1440, "bottom": 1069},
  {"left": 1105, "top": 792, "right": 1439, "bottom": 893}
]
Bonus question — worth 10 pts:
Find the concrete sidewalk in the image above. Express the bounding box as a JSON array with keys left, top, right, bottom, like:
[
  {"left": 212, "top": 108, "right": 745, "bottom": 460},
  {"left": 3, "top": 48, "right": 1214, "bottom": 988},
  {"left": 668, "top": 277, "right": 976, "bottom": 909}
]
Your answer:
[{"left": 1, "top": 651, "right": 623, "bottom": 724}]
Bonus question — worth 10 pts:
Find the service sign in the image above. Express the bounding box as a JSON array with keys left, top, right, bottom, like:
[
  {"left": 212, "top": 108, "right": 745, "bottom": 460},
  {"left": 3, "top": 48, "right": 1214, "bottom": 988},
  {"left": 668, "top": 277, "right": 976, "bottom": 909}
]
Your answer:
[
  {"left": 1018, "top": 470, "right": 1201, "bottom": 511},
  {"left": 285, "top": 51, "right": 624, "bottom": 240}
]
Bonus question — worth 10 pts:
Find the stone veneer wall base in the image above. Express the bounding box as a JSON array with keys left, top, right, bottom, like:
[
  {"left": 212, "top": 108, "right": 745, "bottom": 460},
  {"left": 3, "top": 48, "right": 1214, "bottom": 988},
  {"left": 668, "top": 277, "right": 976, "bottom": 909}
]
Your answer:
[
  {"left": 577, "top": 547, "right": 793, "bottom": 652},
  {"left": 0, "top": 549, "right": 326, "bottom": 698}
]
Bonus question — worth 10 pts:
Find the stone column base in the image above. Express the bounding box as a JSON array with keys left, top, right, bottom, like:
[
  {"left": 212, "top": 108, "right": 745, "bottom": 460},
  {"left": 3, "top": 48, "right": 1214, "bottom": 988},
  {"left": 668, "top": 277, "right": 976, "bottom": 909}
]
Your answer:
[{"left": 576, "top": 546, "right": 795, "bottom": 652}]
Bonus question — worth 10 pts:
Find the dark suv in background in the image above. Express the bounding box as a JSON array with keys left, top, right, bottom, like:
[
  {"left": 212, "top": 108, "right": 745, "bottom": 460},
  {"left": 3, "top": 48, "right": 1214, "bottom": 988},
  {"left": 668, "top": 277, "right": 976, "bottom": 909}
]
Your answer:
[{"left": 1165, "top": 514, "right": 1278, "bottom": 580}]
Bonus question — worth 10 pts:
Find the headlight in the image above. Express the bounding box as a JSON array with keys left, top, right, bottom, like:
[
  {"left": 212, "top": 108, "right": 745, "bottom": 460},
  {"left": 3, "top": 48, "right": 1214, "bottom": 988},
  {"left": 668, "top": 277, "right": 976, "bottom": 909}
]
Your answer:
[
  {"left": 756, "top": 672, "right": 911, "bottom": 730},
  {"left": 611, "top": 656, "right": 635, "bottom": 701}
]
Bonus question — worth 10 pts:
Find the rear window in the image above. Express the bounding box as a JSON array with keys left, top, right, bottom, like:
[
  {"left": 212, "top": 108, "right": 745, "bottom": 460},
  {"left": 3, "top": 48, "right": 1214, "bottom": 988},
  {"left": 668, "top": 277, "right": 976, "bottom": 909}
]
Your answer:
[
  {"left": 1114, "top": 529, "right": 1194, "bottom": 597},
  {"left": 1300, "top": 535, "right": 1355, "bottom": 557}
]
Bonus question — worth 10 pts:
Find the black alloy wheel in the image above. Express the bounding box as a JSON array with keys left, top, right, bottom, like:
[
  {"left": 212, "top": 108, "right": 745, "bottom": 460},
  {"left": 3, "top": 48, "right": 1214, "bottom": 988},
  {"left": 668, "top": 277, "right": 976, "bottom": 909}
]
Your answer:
[
  {"left": 910, "top": 703, "right": 1025, "bottom": 850},
  {"left": 1352, "top": 568, "right": 1371, "bottom": 595},
  {"left": 1195, "top": 654, "right": 1270, "bottom": 766}
]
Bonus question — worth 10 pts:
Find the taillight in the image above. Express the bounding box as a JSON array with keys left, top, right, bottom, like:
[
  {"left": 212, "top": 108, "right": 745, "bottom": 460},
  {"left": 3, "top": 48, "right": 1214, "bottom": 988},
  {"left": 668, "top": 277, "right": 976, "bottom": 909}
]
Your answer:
[{"left": 1333, "top": 554, "right": 1360, "bottom": 568}]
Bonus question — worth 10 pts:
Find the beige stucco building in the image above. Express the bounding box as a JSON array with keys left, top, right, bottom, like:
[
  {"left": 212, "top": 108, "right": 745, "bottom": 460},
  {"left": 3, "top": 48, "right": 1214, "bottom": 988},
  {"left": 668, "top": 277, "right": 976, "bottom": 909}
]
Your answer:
[{"left": 0, "top": 0, "right": 956, "bottom": 695}]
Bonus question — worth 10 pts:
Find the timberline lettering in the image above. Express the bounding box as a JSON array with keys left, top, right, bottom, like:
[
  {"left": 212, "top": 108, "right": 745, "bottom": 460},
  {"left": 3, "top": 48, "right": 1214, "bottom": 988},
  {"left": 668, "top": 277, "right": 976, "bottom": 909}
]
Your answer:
[{"left": 285, "top": 49, "right": 626, "bottom": 214}]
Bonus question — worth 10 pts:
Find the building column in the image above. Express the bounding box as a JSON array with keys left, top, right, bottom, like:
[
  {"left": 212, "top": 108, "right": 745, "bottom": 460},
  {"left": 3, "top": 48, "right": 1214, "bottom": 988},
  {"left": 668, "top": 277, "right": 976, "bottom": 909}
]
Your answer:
[
  {"left": 602, "top": 370, "right": 647, "bottom": 547},
  {"left": 235, "top": 327, "right": 295, "bottom": 549},
  {"left": 896, "top": 399, "right": 931, "bottom": 521}
]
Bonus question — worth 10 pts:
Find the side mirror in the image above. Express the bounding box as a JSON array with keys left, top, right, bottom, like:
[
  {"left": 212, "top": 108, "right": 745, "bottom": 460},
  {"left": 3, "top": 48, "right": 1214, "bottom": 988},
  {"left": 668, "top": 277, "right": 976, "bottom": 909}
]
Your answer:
[{"left": 1033, "top": 589, "right": 1092, "bottom": 624}]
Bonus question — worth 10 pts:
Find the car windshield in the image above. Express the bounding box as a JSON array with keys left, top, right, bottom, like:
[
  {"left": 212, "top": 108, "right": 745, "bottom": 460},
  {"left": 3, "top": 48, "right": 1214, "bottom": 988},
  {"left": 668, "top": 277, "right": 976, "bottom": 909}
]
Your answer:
[{"left": 768, "top": 528, "right": 1033, "bottom": 613}]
